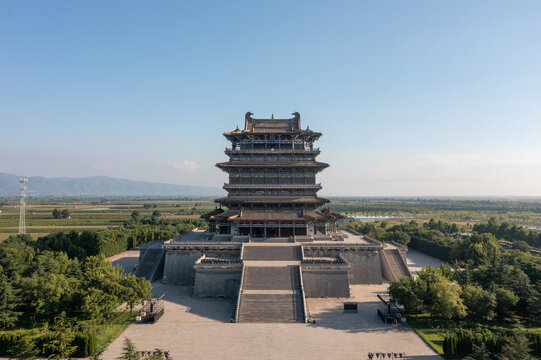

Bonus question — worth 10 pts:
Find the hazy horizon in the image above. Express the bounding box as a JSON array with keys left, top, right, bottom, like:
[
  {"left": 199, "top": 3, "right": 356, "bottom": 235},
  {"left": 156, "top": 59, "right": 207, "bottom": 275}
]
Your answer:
[{"left": 1, "top": 1, "right": 540, "bottom": 196}]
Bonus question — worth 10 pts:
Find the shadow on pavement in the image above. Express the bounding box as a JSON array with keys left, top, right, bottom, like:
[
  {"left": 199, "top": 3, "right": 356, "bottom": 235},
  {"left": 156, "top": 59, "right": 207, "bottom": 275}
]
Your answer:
[
  {"left": 111, "top": 249, "right": 140, "bottom": 274},
  {"left": 151, "top": 282, "right": 235, "bottom": 322}
]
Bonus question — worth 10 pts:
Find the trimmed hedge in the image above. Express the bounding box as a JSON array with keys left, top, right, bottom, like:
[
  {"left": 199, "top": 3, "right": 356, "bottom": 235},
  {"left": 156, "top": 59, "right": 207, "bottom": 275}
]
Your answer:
[
  {"left": 443, "top": 329, "right": 541, "bottom": 358},
  {"left": 0, "top": 330, "right": 97, "bottom": 357},
  {"left": 443, "top": 329, "right": 502, "bottom": 358},
  {"left": 37, "top": 221, "right": 198, "bottom": 259},
  {"left": 409, "top": 235, "right": 454, "bottom": 262},
  {"left": 73, "top": 331, "right": 98, "bottom": 357}
]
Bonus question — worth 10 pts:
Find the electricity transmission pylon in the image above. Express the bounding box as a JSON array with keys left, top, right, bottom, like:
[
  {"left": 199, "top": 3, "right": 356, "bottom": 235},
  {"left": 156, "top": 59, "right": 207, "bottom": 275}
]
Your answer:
[{"left": 18, "top": 177, "right": 27, "bottom": 235}]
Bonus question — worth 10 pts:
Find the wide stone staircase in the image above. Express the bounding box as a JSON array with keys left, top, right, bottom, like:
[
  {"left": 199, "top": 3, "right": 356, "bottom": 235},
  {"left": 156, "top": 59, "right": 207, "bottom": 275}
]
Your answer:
[
  {"left": 381, "top": 248, "right": 411, "bottom": 282},
  {"left": 135, "top": 246, "right": 166, "bottom": 282},
  {"left": 242, "top": 245, "right": 301, "bottom": 261},
  {"left": 235, "top": 244, "right": 305, "bottom": 323}
]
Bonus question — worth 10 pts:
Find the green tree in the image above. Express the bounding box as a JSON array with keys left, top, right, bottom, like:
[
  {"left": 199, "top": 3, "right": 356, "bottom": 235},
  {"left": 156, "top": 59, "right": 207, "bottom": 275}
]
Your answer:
[
  {"left": 527, "top": 284, "right": 541, "bottom": 322},
  {"left": 461, "top": 285, "right": 496, "bottom": 320},
  {"left": 494, "top": 287, "right": 519, "bottom": 320},
  {"left": 52, "top": 208, "right": 61, "bottom": 219},
  {"left": 0, "top": 236, "right": 35, "bottom": 277},
  {"left": 498, "top": 325, "right": 535, "bottom": 360},
  {"left": 464, "top": 343, "right": 491, "bottom": 360},
  {"left": 8, "top": 333, "right": 39, "bottom": 360},
  {"left": 131, "top": 211, "right": 140, "bottom": 221},
  {"left": 388, "top": 276, "right": 420, "bottom": 314},
  {"left": 429, "top": 279, "right": 467, "bottom": 319},
  {"left": 118, "top": 337, "right": 140, "bottom": 360},
  {"left": 512, "top": 240, "right": 530, "bottom": 252},
  {"left": 0, "top": 275, "right": 22, "bottom": 329},
  {"left": 466, "top": 233, "right": 501, "bottom": 266},
  {"left": 82, "top": 287, "right": 118, "bottom": 320},
  {"left": 385, "top": 230, "right": 410, "bottom": 245},
  {"left": 417, "top": 267, "right": 466, "bottom": 319},
  {"left": 60, "top": 209, "right": 70, "bottom": 219},
  {"left": 30, "top": 271, "right": 79, "bottom": 321},
  {"left": 120, "top": 274, "right": 152, "bottom": 312},
  {"left": 151, "top": 210, "right": 162, "bottom": 217},
  {"left": 45, "top": 312, "right": 77, "bottom": 359}
]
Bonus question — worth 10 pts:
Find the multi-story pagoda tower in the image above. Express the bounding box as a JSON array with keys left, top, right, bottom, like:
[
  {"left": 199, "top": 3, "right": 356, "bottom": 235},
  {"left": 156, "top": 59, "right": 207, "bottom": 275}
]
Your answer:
[{"left": 203, "top": 112, "right": 342, "bottom": 238}]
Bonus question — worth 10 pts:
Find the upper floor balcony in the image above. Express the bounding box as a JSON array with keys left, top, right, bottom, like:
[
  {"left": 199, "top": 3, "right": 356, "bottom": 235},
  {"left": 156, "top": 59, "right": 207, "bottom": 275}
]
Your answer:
[
  {"left": 223, "top": 183, "right": 322, "bottom": 190},
  {"left": 225, "top": 147, "right": 320, "bottom": 155}
]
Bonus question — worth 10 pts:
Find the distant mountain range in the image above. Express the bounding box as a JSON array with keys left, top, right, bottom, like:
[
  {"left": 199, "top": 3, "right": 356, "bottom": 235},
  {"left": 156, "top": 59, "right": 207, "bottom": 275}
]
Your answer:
[{"left": 0, "top": 172, "right": 223, "bottom": 197}]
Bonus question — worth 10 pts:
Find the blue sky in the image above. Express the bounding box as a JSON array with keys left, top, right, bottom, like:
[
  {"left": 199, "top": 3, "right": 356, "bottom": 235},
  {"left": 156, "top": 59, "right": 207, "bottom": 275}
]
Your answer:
[{"left": 1, "top": 1, "right": 540, "bottom": 196}]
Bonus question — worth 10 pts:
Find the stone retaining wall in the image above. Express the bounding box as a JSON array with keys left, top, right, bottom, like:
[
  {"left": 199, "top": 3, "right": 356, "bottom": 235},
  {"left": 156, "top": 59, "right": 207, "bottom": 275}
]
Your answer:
[
  {"left": 301, "top": 265, "right": 350, "bottom": 298},
  {"left": 304, "top": 248, "right": 383, "bottom": 284},
  {"left": 193, "top": 266, "right": 242, "bottom": 297}
]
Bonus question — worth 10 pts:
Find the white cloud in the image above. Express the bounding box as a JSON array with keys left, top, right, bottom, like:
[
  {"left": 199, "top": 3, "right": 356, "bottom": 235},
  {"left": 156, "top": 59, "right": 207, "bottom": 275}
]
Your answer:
[{"left": 169, "top": 160, "right": 198, "bottom": 173}]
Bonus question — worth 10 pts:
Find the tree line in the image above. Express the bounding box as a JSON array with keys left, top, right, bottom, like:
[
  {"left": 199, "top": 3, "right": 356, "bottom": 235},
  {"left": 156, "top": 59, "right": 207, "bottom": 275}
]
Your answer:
[
  {"left": 0, "top": 214, "right": 205, "bottom": 358},
  {"left": 0, "top": 234, "right": 151, "bottom": 357},
  {"left": 36, "top": 216, "right": 206, "bottom": 259},
  {"left": 474, "top": 217, "right": 541, "bottom": 248},
  {"left": 346, "top": 218, "right": 541, "bottom": 359}
]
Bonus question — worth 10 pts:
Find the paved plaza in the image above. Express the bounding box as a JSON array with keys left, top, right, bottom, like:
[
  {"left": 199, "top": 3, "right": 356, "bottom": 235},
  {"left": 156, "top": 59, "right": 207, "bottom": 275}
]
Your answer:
[
  {"left": 405, "top": 249, "right": 447, "bottom": 276},
  {"left": 102, "top": 249, "right": 444, "bottom": 360}
]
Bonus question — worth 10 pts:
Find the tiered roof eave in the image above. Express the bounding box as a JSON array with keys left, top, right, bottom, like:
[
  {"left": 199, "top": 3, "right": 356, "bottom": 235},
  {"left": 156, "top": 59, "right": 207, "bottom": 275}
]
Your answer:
[
  {"left": 214, "top": 195, "right": 331, "bottom": 205},
  {"left": 206, "top": 208, "right": 343, "bottom": 222},
  {"left": 216, "top": 160, "right": 329, "bottom": 169},
  {"left": 223, "top": 129, "right": 322, "bottom": 137}
]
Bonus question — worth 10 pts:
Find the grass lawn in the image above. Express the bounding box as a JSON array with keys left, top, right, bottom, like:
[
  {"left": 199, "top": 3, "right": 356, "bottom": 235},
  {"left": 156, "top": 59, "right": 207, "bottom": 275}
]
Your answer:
[
  {"left": 407, "top": 316, "right": 445, "bottom": 356},
  {"left": 92, "top": 312, "right": 137, "bottom": 352}
]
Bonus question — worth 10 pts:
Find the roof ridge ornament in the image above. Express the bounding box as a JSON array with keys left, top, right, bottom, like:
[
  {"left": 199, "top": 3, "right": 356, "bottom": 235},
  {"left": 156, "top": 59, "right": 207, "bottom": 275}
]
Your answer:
[
  {"left": 292, "top": 112, "right": 300, "bottom": 130},
  {"left": 245, "top": 111, "right": 254, "bottom": 131}
]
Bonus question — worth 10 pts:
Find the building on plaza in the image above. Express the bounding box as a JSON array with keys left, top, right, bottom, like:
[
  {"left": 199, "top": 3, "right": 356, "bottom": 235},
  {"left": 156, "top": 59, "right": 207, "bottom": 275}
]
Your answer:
[{"left": 138, "top": 112, "right": 411, "bottom": 323}]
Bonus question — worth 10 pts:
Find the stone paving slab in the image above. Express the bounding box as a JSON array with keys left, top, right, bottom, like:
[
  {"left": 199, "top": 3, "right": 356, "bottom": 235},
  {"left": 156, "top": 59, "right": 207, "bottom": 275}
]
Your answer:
[
  {"left": 100, "top": 243, "right": 446, "bottom": 360},
  {"left": 102, "top": 281, "right": 442, "bottom": 360}
]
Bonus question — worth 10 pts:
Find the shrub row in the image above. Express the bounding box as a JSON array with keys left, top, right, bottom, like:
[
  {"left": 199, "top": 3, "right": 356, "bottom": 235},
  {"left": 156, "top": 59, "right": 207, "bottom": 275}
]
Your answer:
[
  {"left": 0, "top": 330, "right": 97, "bottom": 357},
  {"left": 408, "top": 235, "right": 454, "bottom": 262},
  {"left": 37, "top": 220, "right": 198, "bottom": 259},
  {"left": 443, "top": 329, "right": 541, "bottom": 358},
  {"left": 443, "top": 328, "right": 502, "bottom": 358}
]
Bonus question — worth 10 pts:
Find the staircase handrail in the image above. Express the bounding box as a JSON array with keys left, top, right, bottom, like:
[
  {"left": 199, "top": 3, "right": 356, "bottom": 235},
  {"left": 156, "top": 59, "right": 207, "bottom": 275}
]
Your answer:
[
  {"left": 235, "top": 264, "right": 246, "bottom": 323},
  {"left": 240, "top": 243, "right": 246, "bottom": 259},
  {"left": 297, "top": 265, "right": 309, "bottom": 323}
]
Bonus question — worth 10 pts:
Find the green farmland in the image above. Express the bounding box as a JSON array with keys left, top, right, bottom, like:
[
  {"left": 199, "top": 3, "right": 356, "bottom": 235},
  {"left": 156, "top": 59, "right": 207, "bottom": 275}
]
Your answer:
[{"left": 0, "top": 199, "right": 216, "bottom": 241}]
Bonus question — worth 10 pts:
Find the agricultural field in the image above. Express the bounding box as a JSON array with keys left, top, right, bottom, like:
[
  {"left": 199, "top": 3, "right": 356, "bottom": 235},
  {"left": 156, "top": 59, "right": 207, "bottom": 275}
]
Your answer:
[
  {"left": 328, "top": 197, "right": 541, "bottom": 227},
  {"left": 0, "top": 198, "right": 216, "bottom": 241},
  {"left": 2, "top": 197, "right": 541, "bottom": 241}
]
